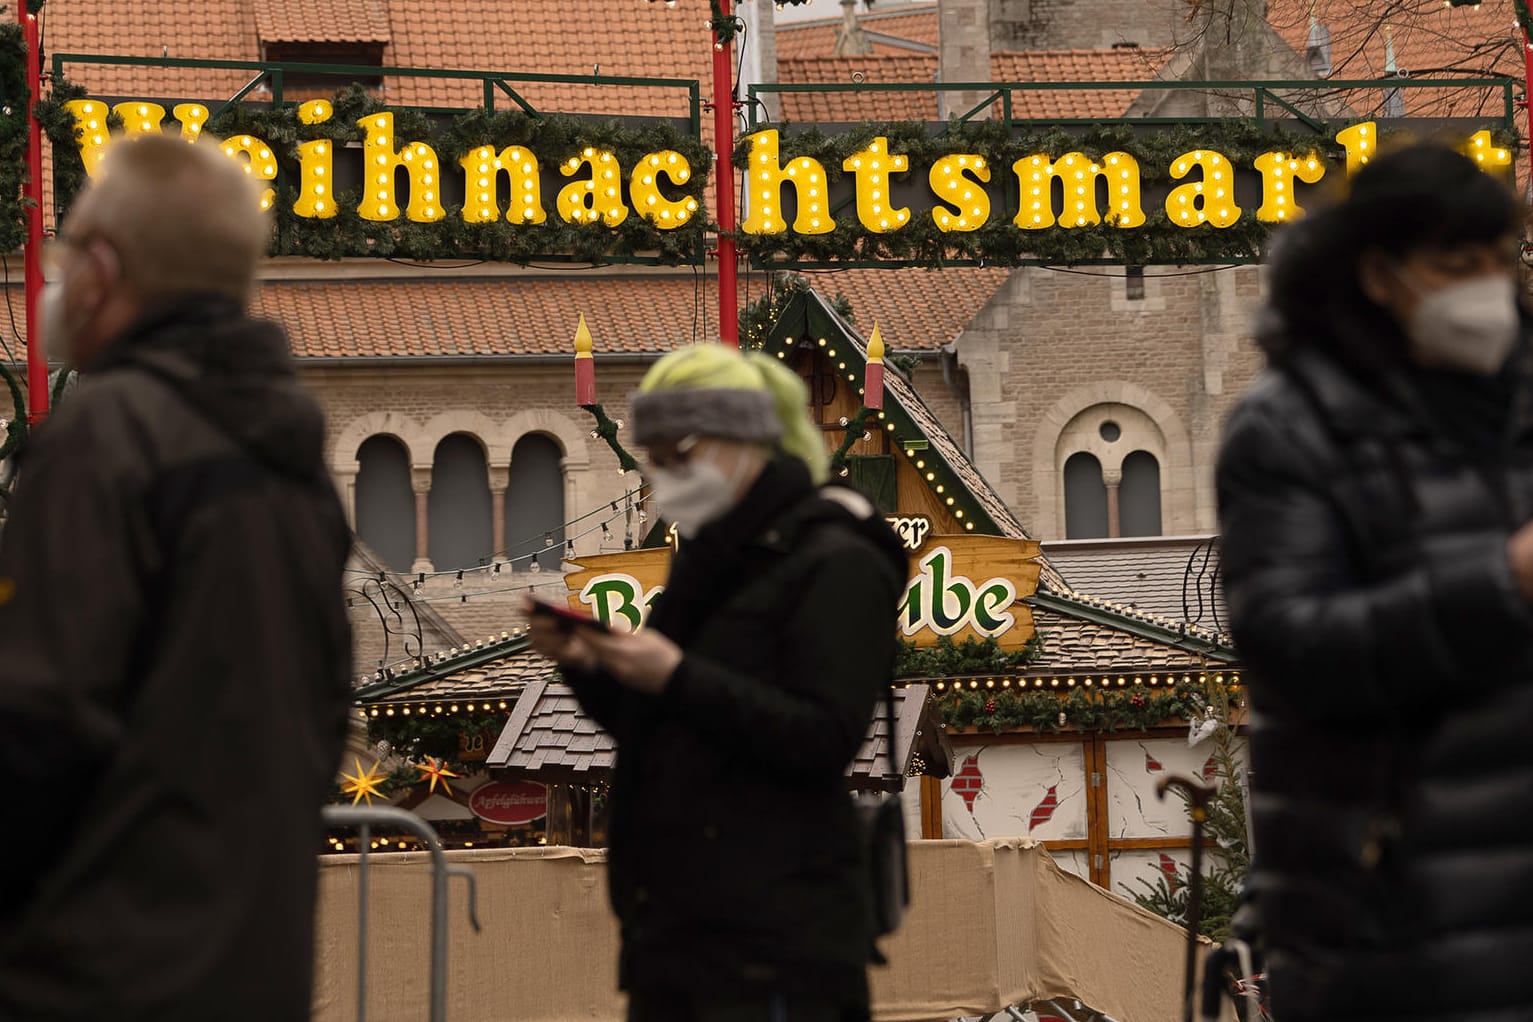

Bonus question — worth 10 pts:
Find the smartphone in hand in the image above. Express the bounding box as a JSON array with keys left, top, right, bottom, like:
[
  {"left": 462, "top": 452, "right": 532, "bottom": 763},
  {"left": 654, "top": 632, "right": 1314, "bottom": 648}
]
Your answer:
[{"left": 527, "top": 598, "right": 609, "bottom": 634}]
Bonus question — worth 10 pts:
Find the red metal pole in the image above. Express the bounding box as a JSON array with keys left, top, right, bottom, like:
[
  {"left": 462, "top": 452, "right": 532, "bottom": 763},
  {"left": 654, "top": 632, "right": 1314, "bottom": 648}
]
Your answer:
[
  {"left": 21, "top": 9, "right": 47, "bottom": 423},
  {"left": 712, "top": 0, "right": 739, "bottom": 346}
]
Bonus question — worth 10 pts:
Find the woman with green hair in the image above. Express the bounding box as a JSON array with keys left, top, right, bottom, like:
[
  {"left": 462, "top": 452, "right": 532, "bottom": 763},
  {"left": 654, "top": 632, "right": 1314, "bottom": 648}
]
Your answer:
[{"left": 529, "top": 343, "right": 907, "bottom": 1022}]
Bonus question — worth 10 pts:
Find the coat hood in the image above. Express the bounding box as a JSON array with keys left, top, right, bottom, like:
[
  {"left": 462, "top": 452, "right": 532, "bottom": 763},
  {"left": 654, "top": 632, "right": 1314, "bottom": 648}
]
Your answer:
[{"left": 89, "top": 293, "right": 329, "bottom": 484}]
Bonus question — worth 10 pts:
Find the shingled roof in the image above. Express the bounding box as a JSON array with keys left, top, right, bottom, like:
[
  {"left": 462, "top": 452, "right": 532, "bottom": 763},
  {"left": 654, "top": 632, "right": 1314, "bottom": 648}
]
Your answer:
[
  {"left": 253, "top": 0, "right": 391, "bottom": 45},
  {"left": 1265, "top": 0, "right": 1519, "bottom": 120},
  {"left": 1042, "top": 536, "right": 1227, "bottom": 628},
  {"left": 485, "top": 679, "right": 952, "bottom": 791},
  {"left": 0, "top": 265, "right": 1008, "bottom": 363},
  {"left": 352, "top": 632, "right": 555, "bottom": 705}
]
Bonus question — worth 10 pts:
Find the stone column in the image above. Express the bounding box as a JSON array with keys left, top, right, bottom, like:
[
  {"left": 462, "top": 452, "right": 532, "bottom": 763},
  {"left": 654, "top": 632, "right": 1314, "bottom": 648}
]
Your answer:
[
  {"left": 1103, "top": 472, "right": 1122, "bottom": 539},
  {"left": 333, "top": 467, "right": 358, "bottom": 530},
  {"left": 489, "top": 465, "right": 510, "bottom": 560},
  {"left": 411, "top": 465, "right": 433, "bottom": 574}
]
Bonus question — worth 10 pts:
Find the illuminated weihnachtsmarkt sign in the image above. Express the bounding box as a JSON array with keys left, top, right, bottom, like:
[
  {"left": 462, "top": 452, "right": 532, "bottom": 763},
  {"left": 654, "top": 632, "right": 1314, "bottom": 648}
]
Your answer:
[{"left": 57, "top": 92, "right": 1512, "bottom": 266}]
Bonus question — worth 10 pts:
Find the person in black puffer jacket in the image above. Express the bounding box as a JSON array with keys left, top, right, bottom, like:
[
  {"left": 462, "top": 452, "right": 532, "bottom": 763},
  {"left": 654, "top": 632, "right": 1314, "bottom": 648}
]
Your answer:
[
  {"left": 1217, "top": 143, "right": 1533, "bottom": 1022},
  {"left": 528, "top": 343, "right": 906, "bottom": 1022}
]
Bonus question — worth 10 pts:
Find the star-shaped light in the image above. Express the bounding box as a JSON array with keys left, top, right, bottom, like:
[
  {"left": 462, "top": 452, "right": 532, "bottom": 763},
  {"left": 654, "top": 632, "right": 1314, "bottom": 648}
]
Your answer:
[
  {"left": 415, "top": 756, "right": 460, "bottom": 796},
  {"left": 340, "top": 757, "right": 388, "bottom": 805}
]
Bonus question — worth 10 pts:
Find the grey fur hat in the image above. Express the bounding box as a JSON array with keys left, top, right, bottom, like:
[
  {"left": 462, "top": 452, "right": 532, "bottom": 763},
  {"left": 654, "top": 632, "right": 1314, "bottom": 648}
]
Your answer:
[{"left": 629, "top": 387, "right": 783, "bottom": 446}]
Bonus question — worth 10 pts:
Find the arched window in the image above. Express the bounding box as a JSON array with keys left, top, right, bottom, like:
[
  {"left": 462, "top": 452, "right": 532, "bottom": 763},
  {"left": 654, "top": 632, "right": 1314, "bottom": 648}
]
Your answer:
[
  {"left": 505, "top": 434, "right": 566, "bottom": 572},
  {"left": 1119, "top": 450, "right": 1163, "bottom": 537},
  {"left": 1064, "top": 452, "right": 1109, "bottom": 539},
  {"left": 428, "top": 433, "right": 493, "bottom": 570},
  {"left": 354, "top": 435, "right": 414, "bottom": 571}
]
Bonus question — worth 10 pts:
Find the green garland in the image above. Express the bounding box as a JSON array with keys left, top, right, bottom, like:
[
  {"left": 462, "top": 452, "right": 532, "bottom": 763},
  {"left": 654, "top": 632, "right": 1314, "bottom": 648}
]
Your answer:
[
  {"left": 34, "top": 82, "right": 712, "bottom": 265},
  {"left": 582, "top": 402, "right": 640, "bottom": 474},
  {"left": 740, "top": 273, "right": 852, "bottom": 349},
  {"left": 895, "top": 633, "right": 1041, "bottom": 678},
  {"left": 730, "top": 118, "right": 1515, "bottom": 267},
  {"left": 365, "top": 708, "right": 506, "bottom": 780},
  {"left": 0, "top": 23, "right": 27, "bottom": 255},
  {"left": 939, "top": 684, "right": 1203, "bottom": 734}
]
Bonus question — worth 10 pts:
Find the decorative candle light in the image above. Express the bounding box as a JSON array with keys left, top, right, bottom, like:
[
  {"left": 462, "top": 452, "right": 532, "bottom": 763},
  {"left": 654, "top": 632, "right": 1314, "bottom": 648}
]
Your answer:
[
  {"left": 574, "top": 314, "right": 596, "bottom": 407},
  {"left": 864, "top": 323, "right": 886, "bottom": 411}
]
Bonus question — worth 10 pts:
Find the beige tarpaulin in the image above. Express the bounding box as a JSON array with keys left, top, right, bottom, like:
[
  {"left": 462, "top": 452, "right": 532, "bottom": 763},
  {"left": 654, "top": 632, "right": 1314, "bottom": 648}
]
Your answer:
[{"left": 312, "top": 838, "right": 1197, "bottom": 1022}]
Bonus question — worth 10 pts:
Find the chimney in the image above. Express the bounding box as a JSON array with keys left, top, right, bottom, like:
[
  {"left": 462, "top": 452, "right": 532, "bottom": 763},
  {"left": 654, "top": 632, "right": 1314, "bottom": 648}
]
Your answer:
[{"left": 834, "top": 0, "right": 874, "bottom": 57}]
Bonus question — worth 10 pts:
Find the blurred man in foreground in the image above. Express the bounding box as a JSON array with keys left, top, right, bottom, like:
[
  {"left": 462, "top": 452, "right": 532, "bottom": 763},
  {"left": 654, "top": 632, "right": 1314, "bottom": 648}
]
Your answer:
[{"left": 0, "top": 136, "right": 352, "bottom": 1020}]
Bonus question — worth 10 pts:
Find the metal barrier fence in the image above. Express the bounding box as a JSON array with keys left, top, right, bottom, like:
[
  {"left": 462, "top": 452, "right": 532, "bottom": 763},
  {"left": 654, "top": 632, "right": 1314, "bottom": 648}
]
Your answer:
[{"left": 321, "top": 806, "right": 481, "bottom": 1022}]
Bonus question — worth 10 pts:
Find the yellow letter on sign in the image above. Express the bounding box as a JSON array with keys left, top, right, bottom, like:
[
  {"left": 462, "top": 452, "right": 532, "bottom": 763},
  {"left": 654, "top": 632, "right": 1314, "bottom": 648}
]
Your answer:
[
  {"left": 1464, "top": 130, "right": 1513, "bottom": 176},
  {"left": 843, "top": 137, "right": 909, "bottom": 233},
  {"left": 63, "top": 100, "right": 112, "bottom": 178},
  {"left": 558, "top": 148, "right": 629, "bottom": 228},
  {"left": 1253, "top": 151, "right": 1325, "bottom": 223},
  {"left": 460, "top": 145, "right": 548, "bottom": 225},
  {"left": 359, "top": 113, "right": 446, "bottom": 223},
  {"left": 1166, "top": 150, "right": 1240, "bottom": 228},
  {"left": 1335, "top": 121, "right": 1375, "bottom": 176},
  {"left": 294, "top": 101, "right": 335, "bottom": 219},
  {"left": 929, "top": 154, "right": 990, "bottom": 233},
  {"left": 630, "top": 151, "right": 698, "bottom": 229},
  {"left": 1013, "top": 151, "right": 1144, "bottom": 230},
  {"left": 113, "top": 101, "right": 166, "bottom": 138},
  {"left": 739, "top": 129, "right": 833, "bottom": 235},
  {"left": 219, "top": 134, "right": 277, "bottom": 212}
]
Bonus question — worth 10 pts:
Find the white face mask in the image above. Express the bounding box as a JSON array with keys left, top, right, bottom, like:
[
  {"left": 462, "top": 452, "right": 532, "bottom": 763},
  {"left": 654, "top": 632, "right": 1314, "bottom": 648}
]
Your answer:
[
  {"left": 648, "top": 460, "right": 740, "bottom": 538},
  {"left": 1403, "top": 273, "right": 1519, "bottom": 374}
]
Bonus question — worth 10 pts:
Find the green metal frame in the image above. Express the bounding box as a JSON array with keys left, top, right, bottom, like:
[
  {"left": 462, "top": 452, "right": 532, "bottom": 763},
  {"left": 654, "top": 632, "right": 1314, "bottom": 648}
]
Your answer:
[
  {"left": 51, "top": 53, "right": 703, "bottom": 134},
  {"left": 747, "top": 77, "right": 1517, "bottom": 134}
]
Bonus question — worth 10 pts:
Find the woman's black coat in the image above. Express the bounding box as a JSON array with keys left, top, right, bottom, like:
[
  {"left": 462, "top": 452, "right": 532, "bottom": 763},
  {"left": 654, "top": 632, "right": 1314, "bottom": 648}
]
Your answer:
[
  {"left": 564, "top": 458, "right": 907, "bottom": 1003},
  {"left": 1217, "top": 305, "right": 1533, "bottom": 1020}
]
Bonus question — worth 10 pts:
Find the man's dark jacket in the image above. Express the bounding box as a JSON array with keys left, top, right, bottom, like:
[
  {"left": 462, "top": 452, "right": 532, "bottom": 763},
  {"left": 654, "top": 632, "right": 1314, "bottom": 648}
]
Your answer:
[
  {"left": 564, "top": 457, "right": 906, "bottom": 1005},
  {"left": 1218, "top": 299, "right": 1533, "bottom": 1021},
  {"left": 0, "top": 295, "right": 352, "bottom": 1020}
]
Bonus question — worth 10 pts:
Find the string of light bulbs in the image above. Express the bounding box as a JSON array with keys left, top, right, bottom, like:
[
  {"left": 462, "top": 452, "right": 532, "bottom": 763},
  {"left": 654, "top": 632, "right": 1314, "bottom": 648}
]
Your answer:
[{"left": 343, "top": 485, "right": 651, "bottom": 582}]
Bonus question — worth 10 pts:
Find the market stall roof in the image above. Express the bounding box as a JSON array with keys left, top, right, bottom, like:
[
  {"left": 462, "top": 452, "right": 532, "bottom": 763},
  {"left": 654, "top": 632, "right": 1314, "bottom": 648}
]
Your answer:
[
  {"left": 352, "top": 632, "right": 553, "bottom": 706},
  {"left": 1042, "top": 536, "right": 1226, "bottom": 628},
  {"left": 484, "top": 679, "right": 952, "bottom": 791}
]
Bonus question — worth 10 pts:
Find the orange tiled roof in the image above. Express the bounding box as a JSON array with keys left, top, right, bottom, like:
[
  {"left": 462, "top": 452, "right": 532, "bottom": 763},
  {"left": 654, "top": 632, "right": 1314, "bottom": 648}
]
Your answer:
[
  {"left": 2, "top": 264, "right": 1005, "bottom": 362},
  {"left": 253, "top": 0, "right": 391, "bottom": 45},
  {"left": 47, "top": 0, "right": 256, "bottom": 100},
  {"left": 377, "top": 1, "right": 713, "bottom": 137},
  {"left": 239, "top": 265, "right": 1004, "bottom": 358},
  {"left": 775, "top": 3, "right": 940, "bottom": 61},
  {"left": 1266, "top": 0, "right": 1521, "bottom": 119},
  {"left": 990, "top": 49, "right": 1170, "bottom": 119},
  {"left": 777, "top": 48, "right": 1170, "bottom": 124},
  {"left": 778, "top": 54, "right": 941, "bottom": 122},
  {"left": 43, "top": 1, "right": 720, "bottom": 145}
]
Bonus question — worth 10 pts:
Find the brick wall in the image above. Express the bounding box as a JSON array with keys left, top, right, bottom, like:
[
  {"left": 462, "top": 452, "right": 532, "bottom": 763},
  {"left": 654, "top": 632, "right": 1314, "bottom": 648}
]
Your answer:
[
  {"left": 954, "top": 263, "right": 1266, "bottom": 539},
  {"left": 987, "top": 0, "right": 1184, "bottom": 51}
]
